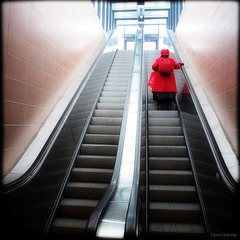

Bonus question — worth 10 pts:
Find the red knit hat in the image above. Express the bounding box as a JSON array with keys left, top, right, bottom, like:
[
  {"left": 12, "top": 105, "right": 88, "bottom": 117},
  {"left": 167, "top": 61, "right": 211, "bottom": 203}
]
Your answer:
[{"left": 161, "top": 49, "right": 169, "bottom": 56}]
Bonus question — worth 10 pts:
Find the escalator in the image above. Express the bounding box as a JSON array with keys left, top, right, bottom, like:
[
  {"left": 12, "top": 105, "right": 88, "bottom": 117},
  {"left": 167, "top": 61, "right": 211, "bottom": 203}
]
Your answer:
[
  {"left": 50, "top": 50, "right": 133, "bottom": 235},
  {"left": 146, "top": 51, "right": 205, "bottom": 236},
  {"left": 2, "top": 30, "right": 238, "bottom": 238},
  {"left": 140, "top": 48, "right": 238, "bottom": 237}
]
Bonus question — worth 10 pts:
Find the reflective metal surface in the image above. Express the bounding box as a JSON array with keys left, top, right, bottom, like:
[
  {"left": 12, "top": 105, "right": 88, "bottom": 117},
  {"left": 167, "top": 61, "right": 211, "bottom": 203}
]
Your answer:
[{"left": 96, "top": 29, "right": 143, "bottom": 238}]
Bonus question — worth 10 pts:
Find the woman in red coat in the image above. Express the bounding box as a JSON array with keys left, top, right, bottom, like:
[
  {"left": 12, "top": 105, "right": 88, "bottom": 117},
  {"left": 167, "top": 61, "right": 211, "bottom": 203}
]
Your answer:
[{"left": 150, "top": 49, "right": 184, "bottom": 110}]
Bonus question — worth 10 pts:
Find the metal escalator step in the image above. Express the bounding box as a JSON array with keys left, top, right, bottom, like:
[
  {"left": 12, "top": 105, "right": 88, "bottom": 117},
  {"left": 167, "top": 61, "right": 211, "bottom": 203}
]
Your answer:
[
  {"left": 99, "top": 97, "right": 125, "bottom": 103},
  {"left": 149, "top": 170, "right": 193, "bottom": 185},
  {"left": 76, "top": 155, "right": 115, "bottom": 169},
  {"left": 149, "top": 157, "right": 191, "bottom": 170},
  {"left": 106, "top": 77, "right": 129, "bottom": 82},
  {"left": 148, "top": 118, "right": 180, "bottom": 126},
  {"left": 148, "top": 110, "right": 179, "bottom": 118},
  {"left": 149, "top": 136, "right": 185, "bottom": 146},
  {"left": 71, "top": 167, "right": 113, "bottom": 183},
  {"left": 149, "top": 202, "right": 202, "bottom": 222},
  {"left": 84, "top": 134, "right": 119, "bottom": 145},
  {"left": 149, "top": 126, "right": 182, "bottom": 135},
  {"left": 149, "top": 146, "right": 188, "bottom": 157},
  {"left": 149, "top": 222, "right": 205, "bottom": 236},
  {"left": 96, "top": 102, "right": 125, "bottom": 110},
  {"left": 149, "top": 185, "right": 197, "bottom": 202},
  {"left": 80, "top": 144, "right": 117, "bottom": 156},
  {"left": 91, "top": 117, "right": 122, "bottom": 126},
  {"left": 102, "top": 87, "right": 127, "bottom": 93},
  {"left": 94, "top": 109, "right": 124, "bottom": 118},
  {"left": 65, "top": 182, "right": 108, "bottom": 199},
  {"left": 87, "top": 125, "right": 121, "bottom": 134},
  {"left": 105, "top": 82, "right": 128, "bottom": 87},
  {"left": 58, "top": 199, "right": 98, "bottom": 218},
  {"left": 108, "top": 71, "right": 130, "bottom": 75},
  {"left": 51, "top": 218, "right": 87, "bottom": 235},
  {"left": 101, "top": 91, "right": 126, "bottom": 98}
]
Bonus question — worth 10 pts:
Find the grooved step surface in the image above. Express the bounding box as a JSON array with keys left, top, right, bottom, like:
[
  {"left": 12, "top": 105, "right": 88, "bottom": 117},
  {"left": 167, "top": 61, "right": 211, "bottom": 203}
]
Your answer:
[
  {"left": 147, "top": 50, "right": 204, "bottom": 236},
  {"left": 149, "top": 202, "right": 202, "bottom": 222},
  {"left": 149, "top": 222, "right": 205, "bottom": 236},
  {"left": 51, "top": 50, "right": 133, "bottom": 236}
]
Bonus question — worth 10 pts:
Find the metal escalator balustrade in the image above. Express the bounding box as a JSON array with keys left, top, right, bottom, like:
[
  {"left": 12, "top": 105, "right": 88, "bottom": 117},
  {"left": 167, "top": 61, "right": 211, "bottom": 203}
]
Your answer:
[
  {"left": 94, "top": 29, "right": 144, "bottom": 238},
  {"left": 50, "top": 50, "right": 133, "bottom": 236},
  {"left": 146, "top": 51, "right": 205, "bottom": 236}
]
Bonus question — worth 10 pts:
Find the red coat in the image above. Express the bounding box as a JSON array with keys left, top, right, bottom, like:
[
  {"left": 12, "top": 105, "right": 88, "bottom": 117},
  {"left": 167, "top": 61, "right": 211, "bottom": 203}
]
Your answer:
[{"left": 151, "top": 57, "right": 181, "bottom": 93}]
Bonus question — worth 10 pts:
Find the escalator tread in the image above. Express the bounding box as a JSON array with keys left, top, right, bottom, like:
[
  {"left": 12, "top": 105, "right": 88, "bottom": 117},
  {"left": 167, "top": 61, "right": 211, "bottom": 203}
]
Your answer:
[
  {"left": 147, "top": 51, "right": 205, "bottom": 236},
  {"left": 51, "top": 50, "right": 133, "bottom": 235}
]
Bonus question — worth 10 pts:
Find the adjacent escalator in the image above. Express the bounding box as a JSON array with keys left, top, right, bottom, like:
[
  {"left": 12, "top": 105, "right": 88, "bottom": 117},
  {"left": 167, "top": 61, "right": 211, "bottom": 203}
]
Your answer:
[
  {"left": 146, "top": 51, "right": 205, "bottom": 236},
  {"left": 50, "top": 50, "right": 133, "bottom": 235}
]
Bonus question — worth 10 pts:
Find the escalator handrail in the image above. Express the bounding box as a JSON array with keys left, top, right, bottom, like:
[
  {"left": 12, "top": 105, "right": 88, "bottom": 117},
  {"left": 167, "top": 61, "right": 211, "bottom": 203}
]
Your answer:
[
  {"left": 3, "top": 31, "right": 115, "bottom": 194},
  {"left": 167, "top": 30, "right": 237, "bottom": 193},
  {"left": 124, "top": 28, "right": 144, "bottom": 237},
  {"left": 85, "top": 34, "right": 138, "bottom": 236}
]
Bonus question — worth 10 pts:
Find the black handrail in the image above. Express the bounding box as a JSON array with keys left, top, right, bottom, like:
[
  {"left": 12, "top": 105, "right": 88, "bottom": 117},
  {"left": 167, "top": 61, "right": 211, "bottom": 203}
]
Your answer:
[
  {"left": 85, "top": 36, "right": 137, "bottom": 236},
  {"left": 167, "top": 30, "right": 237, "bottom": 193},
  {"left": 3, "top": 31, "right": 115, "bottom": 194}
]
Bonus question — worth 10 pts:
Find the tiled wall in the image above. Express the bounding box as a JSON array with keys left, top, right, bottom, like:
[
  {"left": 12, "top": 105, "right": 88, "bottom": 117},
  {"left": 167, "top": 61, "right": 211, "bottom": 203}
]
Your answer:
[
  {"left": 2, "top": 1, "right": 105, "bottom": 175},
  {"left": 175, "top": 1, "right": 239, "bottom": 155}
]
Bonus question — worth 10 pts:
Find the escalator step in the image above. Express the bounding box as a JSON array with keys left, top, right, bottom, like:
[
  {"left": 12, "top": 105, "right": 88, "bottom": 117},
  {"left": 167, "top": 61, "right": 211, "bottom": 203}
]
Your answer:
[
  {"left": 105, "top": 82, "right": 128, "bottom": 87},
  {"left": 76, "top": 155, "right": 115, "bottom": 169},
  {"left": 51, "top": 218, "right": 87, "bottom": 235},
  {"left": 91, "top": 117, "right": 122, "bottom": 126},
  {"left": 80, "top": 144, "right": 117, "bottom": 156},
  {"left": 149, "top": 126, "right": 182, "bottom": 135},
  {"left": 149, "top": 170, "right": 193, "bottom": 185},
  {"left": 71, "top": 167, "right": 113, "bottom": 183},
  {"left": 99, "top": 96, "right": 126, "bottom": 103},
  {"left": 87, "top": 125, "right": 121, "bottom": 135},
  {"left": 149, "top": 185, "right": 197, "bottom": 202},
  {"left": 149, "top": 146, "right": 188, "bottom": 157},
  {"left": 149, "top": 222, "right": 205, "bottom": 236},
  {"left": 149, "top": 136, "right": 185, "bottom": 146},
  {"left": 101, "top": 91, "right": 126, "bottom": 97},
  {"left": 148, "top": 118, "right": 180, "bottom": 126},
  {"left": 103, "top": 86, "right": 127, "bottom": 92},
  {"left": 58, "top": 199, "right": 98, "bottom": 218},
  {"left": 94, "top": 109, "right": 124, "bottom": 118},
  {"left": 149, "top": 202, "right": 202, "bottom": 222},
  {"left": 96, "top": 102, "right": 125, "bottom": 110},
  {"left": 148, "top": 110, "right": 179, "bottom": 118},
  {"left": 149, "top": 157, "right": 191, "bottom": 170},
  {"left": 65, "top": 182, "right": 108, "bottom": 199},
  {"left": 84, "top": 134, "right": 119, "bottom": 145}
]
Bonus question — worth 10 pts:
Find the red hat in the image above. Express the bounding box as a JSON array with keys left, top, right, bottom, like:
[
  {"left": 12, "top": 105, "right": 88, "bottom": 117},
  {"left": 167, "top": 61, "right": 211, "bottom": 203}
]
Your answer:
[{"left": 161, "top": 49, "right": 169, "bottom": 56}]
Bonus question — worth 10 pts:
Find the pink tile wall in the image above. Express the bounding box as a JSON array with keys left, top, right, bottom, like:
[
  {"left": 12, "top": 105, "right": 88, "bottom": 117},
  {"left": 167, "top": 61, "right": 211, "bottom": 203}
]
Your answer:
[
  {"left": 2, "top": 2, "right": 105, "bottom": 175},
  {"left": 175, "top": 1, "right": 239, "bottom": 156}
]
